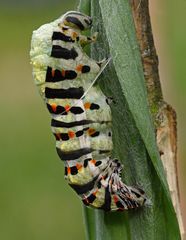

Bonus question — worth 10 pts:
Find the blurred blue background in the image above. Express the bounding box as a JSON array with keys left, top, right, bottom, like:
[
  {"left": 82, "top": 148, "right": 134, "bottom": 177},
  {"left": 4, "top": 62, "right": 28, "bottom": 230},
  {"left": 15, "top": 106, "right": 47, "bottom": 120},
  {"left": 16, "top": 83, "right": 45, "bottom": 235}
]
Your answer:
[{"left": 0, "top": 0, "right": 185, "bottom": 239}]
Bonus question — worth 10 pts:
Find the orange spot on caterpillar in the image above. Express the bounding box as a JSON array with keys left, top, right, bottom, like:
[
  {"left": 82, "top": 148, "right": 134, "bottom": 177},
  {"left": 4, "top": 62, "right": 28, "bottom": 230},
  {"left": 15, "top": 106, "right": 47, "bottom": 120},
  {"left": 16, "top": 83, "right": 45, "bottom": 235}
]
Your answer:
[
  {"left": 68, "top": 131, "right": 75, "bottom": 138},
  {"left": 88, "top": 128, "right": 96, "bottom": 136},
  {"left": 113, "top": 195, "right": 119, "bottom": 203},
  {"left": 55, "top": 133, "right": 61, "bottom": 140},
  {"left": 67, "top": 167, "right": 71, "bottom": 174},
  {"left": 72, "top": 32, "right": 78, "bottom": 38},
  {"left": 51, "top": 103, "right": 57, "bottom": 112},
  {"left": 52, "top": 69, "right": 55, "bottom": 77},
  {"left": 90, "top": 159, "right": 96, "bottom": 165},
  {"left": 84, "top": 102, "right": 91, "bottom": 109},
  {"left": 76, "top": 64, "right": 83, "bottom": 72},
  {"left": 62, "top": 69, "right": 65, "bottom": 77},
  {"left": 109, "top": 179, "right": 113, "bottom": 185},
  {"left": 101, "top": 174, "right": 107, "bottom": 180},
  {"left": 125, "top": 193, "right": 132, "bottom": 200},
  {"left": 65, "top": 104, "right": 71, "bottom": 112},
  {"left": 93, "top": 189, "right": 98, "bottom": 196},
  {"left": 76, "top": 163, "right": 82, "bottom": 170}
]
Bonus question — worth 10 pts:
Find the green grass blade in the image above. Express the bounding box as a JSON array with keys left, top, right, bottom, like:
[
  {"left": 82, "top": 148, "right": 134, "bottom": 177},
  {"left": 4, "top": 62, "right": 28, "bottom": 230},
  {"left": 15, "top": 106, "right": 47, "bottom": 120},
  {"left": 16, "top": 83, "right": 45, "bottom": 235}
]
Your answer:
[
  {"left": 82, "top": 208, "right": 96, "bottom": 240},
  {"left": 79, "top": 0, "right": 181, "bottom": 239},
  {"left": 77, "top": 0, "right": 91, "bottom": 14},
  {"left": 99, "top": 0, "right": 168, "bottom": 198}
]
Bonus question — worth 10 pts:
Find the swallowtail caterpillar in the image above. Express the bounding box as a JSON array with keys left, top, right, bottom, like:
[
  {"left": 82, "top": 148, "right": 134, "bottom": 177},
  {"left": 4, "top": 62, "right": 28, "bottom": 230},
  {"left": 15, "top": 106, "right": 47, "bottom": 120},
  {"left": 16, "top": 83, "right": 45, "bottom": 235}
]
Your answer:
[{"left": 30, "top": 11, "right": 148, "bottom": 211}]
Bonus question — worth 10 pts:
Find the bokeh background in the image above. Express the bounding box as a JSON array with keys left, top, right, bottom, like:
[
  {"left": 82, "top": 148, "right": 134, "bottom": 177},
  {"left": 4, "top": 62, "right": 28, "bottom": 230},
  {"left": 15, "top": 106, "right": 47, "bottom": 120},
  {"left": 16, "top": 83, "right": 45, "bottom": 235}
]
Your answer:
[{"left": 0, "top": 0, "right": 185, "bottom": 239}]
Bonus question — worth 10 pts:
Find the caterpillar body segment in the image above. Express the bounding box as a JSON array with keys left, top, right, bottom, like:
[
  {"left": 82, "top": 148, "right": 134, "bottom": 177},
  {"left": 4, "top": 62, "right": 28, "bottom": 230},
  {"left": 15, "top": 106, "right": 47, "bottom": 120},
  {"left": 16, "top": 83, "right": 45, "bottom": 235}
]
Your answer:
[{"left": 30, "top": 11, "right": 148, "bottom": 211}]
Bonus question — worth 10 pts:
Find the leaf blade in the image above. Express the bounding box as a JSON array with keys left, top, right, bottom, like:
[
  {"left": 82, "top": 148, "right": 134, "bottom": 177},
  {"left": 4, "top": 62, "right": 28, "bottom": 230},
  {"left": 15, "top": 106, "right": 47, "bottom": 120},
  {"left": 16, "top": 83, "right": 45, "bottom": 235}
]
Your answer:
[
  {"left": 99, "top": 0, "right": 181, "bottom": 238},
  {"left": 79, "top": 0, "right": 181, "bottom": 239}
]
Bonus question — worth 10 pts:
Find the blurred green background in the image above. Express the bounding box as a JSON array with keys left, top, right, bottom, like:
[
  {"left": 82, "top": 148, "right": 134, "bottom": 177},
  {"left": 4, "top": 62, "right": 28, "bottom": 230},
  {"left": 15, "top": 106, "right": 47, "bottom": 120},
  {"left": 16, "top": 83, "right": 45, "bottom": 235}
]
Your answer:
[
  {"left": 0, "top": 0, "right": 185, "bottom": 239},
  {"left": 150, "top": 0, "right": 186, "bottom": 225},
  {"left": 0, "top": 1, "right": 87, "bottom": 239}
]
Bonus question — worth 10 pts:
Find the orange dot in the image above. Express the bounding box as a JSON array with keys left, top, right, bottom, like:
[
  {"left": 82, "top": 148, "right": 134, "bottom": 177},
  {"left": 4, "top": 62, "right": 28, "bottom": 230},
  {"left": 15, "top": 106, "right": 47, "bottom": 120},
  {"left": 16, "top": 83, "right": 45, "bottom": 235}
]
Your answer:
[
  {"left": 126, "top": 193, "right": 132, "bottom": 200},
  {"left": 72, "top": 32, "right": 78, "bottom": 38},
  {"left": 65, "top": 105, "right": 71, "bottom": 112},
  {"left": 109, "top": 179, "right": 113, "bottom": 185},
  {"left": 61, "top": 69, "right": 65, "bottom": 77},
  {"left": 52, "top": 69, "right": 55, "bottom": 77},
  {"left": 93, "top": 189, "right": 98, "bottom": 196},
  {"left": 113, "top": 195, "right": 119, "bottom": 203},
  {"left": 55, "top": 133, "right": 61, "bottom": 140},
  {"left": 90, "top": 159, "right": 96, "bottom": 165},
  {"left": 76, "top": 163, "right": 82, "bottom": 170},
  {"left": 76, "top": 64, "right": 83, "bottom": 72},
  {"left": 88, "top": 128, "right": 96, "bottom": 136},
  {"left": 51, "top": 103, "right": 57, "bottom": 112},
  {"left": 67, "top": 167, "right": 71, "bottom": 174},
  {"left": 84, "top": 102, "right": 91, "bottom": 109},
  {"left": 68, "top": 131, "right": 75, "bottom": 138}
]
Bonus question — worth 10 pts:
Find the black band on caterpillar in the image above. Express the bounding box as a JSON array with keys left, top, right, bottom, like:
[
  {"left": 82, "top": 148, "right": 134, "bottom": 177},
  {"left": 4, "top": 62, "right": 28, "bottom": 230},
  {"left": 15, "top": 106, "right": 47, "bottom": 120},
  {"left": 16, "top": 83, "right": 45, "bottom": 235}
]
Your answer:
[
  {"left": 52, "top": 31, "right": 75, "bottom": 42},
  {"left": 51, "top": 119, "right": 95, "bottom": 128},
  {"left": 56, "top": 147, "right": 94, "bottom": 161},
  {"left": 45, "top": 87, "right": 84, "bottom": 99},
  {"left": 46, "top": 67, "right": 77, "bottom": 82},
  {"left": 51, "top": 45, "right": 78, "bottom": 59},
  {"left": 69, "top": 175, "right": 99, "bottom": 195}
]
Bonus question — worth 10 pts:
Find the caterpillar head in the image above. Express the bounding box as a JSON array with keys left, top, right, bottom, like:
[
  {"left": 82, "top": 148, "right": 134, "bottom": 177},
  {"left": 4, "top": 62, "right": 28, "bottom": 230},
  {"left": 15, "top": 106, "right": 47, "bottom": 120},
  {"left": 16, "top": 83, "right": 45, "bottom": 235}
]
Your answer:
[{"left": 59, "top": 11, "right": 92, "bottom": 31}]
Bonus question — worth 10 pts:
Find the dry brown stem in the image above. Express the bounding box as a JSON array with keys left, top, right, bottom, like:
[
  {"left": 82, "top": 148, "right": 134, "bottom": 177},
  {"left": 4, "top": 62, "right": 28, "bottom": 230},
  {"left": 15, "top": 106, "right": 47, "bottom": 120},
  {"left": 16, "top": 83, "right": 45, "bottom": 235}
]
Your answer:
[{"left": 130, "top": 0, "right": 185, "bottom": 238}]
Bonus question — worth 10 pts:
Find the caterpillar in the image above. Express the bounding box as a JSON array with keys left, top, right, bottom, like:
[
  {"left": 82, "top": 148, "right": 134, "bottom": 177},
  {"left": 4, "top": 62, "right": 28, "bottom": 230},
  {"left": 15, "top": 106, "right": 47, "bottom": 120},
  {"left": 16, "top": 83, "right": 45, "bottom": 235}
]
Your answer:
[{"left": 30, "top": 11, "right": 148, "bottom": 211}]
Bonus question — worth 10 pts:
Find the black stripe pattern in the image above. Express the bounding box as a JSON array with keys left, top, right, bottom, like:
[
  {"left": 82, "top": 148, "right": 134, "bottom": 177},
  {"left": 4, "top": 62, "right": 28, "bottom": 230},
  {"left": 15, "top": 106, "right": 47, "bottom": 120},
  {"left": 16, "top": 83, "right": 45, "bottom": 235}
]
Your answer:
[
  {"left": 53, "top": 127, "right": 99, "bottom": 141},
  {"left": 70, "top": 175, "right": 98, "bottom": 195},
  {"left": 46, "top": 67, "right": 77, "bottom": 82},
  {"left": 100, "top": 186, "right": 111, "bottom": 211},
  {"left": 65, "top": 16, "right": 85, "bottom": 30},
  {"left": 47, "top": 104, "right": 84, "bottom": 115},
  {"left": 52, "top": 32, "right": 75, "bottom": 42},
  {"left": 51, "top": 119, "right": 94, "bottom": 128},
  {"left": 51, "top": 45, "right": 78, "bottom": 59},
  {"left": 45, "top": 87, "right": 84, "bottom": 99},
  {"left": 56, "top": 147, "right": 94, "bottom": 161}
]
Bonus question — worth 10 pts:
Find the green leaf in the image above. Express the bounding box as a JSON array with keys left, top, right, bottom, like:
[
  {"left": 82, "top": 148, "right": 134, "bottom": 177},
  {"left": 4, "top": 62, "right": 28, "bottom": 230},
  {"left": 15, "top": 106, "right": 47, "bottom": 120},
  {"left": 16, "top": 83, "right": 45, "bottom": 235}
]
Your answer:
[
  {"left": 77, "top": 0, "right": 91, "bottom": 15},
  {"left": 79, "top": 0, "right": 181, "bottom": 239}
]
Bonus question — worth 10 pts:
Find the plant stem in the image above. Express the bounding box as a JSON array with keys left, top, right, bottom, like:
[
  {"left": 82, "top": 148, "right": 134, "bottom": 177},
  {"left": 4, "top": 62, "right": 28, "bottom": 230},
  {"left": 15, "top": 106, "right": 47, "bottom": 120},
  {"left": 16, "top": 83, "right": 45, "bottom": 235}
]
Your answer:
[{"left": 130, "top": 0, "right": 185, "bottom": 238}]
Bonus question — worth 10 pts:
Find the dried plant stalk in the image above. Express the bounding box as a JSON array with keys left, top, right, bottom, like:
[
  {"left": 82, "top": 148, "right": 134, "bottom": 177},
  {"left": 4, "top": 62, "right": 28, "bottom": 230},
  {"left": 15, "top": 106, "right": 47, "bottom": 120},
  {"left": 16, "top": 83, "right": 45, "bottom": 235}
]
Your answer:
[{"left": 130, "top": 0, "right": 185, "bottom": 238}]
